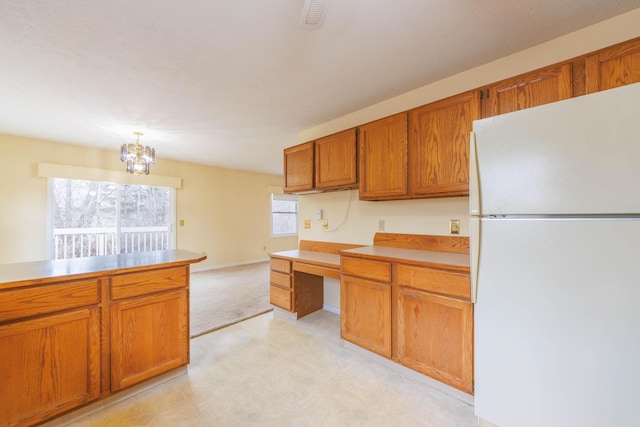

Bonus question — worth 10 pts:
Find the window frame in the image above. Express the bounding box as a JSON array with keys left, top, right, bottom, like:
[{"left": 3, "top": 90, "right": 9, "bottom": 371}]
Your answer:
[
  {"left": 47, "top": 177, "right": 176, "bottom": 260},
  {"left": 270, "top": 193, "right": 298, "bottom": 237}
]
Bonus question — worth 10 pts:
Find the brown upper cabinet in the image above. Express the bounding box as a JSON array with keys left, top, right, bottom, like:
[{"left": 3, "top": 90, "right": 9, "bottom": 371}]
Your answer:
[
  {"left": 314, "top": 129, "right": 358, "bottom": 191},
  {"left": 283, "top": 141, "right": 314, "bottom": 193},
  {"left": 284, "top": 129, "right": 358, "bottom": 194},
  {"left": 358, "top": 112, "right": 408, "bottom": 200},
  {"left": 480, "top": 62, "right": 573, "bottom": 118},
  {"left": 283, "top": 37, "right": 640, "bottom": 200},
  {"left": 408, "top": 91, "right": 480, "bottom": 198},
  {"left": 585, "top": 37, "right": 640, "bottom": 93}
]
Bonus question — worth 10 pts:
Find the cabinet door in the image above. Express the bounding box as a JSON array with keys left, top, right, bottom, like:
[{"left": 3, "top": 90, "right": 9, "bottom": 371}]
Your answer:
[
  {"left": 341, "top": 274, "right": 391, "bottom": 357},
  {"left": 0, "top": 308, "right": 100, "bottom": 427},
  {"left": 358, "top": 112, "right": 408, "bottom": 200},
  {"left": 585, "top": 37, "right": 640, "bottom": 93},
  {"left": 315, "top": 128, "right": 358, "bottom": 190},
  {"left": 284, "top": 141, "right": 314, "bottom": 193},
  {"left": 397, "top": 287, "right": 473, "bottom": 394},
  {"left": 111, "top": 289, "right": 188, "bottom": 391},
  {"left": 408, "top": 91, "right": 479, "bottom": 197},
  {"left": 482, "top": 63, "right": 573, "bottom": 118}
]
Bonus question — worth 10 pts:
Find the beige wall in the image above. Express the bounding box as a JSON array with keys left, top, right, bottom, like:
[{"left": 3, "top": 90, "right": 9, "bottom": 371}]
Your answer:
[{"left": 0, "top": 134, "right": 297, "bottom": 268}]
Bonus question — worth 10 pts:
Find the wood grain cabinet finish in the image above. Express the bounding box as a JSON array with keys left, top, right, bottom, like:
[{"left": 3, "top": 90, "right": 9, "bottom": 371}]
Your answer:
[
  {"left": 111, "top": 266, "right": 187, "bottom": 300},
  {"left": 358, "top": 112, "right": 408, "bottom": 200},
  {"left": 341, "top": 256, "right": 391, "bottom": 282},
  {"left": 408, "top": 91, "right": 479, "bottom": 198},
  {"left": 110, "top": 289, "right": 189, "bottom": 392},
  {"left": 284, "top": 141, "right": 314, "bottom": 193},
  {"left": 341, "top": 272, "right": 392, "bottom": 358},
  {"left": 339, "top": 237, "right": 472, "bottom": 394},
  {"left": 395, "top": 263, "right": 473, "bottom": 393},
  {"left": 0, "top": 279, "right": 99, "bottom": 323},
  {"left": 397, "top": 287, "right": 473, "bottom": 394},
  {"left": 341, "top": 256, "right": 392, "bottom": 357},
  {"left": 585, "top": 37, "right": 640, "bottom": 93},
  {"left": 0, "top": 251, "right": 203, "bottom": 426},
  {"left": 480, "top": 62, "right": 573, "bottom": 118},
  {"left": 315, "top": 128, "right": 358, "bottom": 190},
  {"left": 282, "top": 37, "right": 640, "bottom": 202},
  {"left": 0, "top": 307, "right": 100, "bottom": 427},
  {"left": 270, "top": 258, "right": 292, "bottom": 311}
]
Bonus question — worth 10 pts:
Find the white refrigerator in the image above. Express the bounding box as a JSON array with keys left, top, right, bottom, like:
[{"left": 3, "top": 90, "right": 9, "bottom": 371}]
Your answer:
[{"left": 470, "top": 83, "right": 640, "bottom": 427}]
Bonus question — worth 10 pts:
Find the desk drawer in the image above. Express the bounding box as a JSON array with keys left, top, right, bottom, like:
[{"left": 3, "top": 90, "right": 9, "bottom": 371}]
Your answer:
[
  {"left": 270, "top": 285, "right": 292, "bottom": 311},
  {"left": 342, "top": 257, "right": 391, "bottom": 282},
  {"left": 396, "top": 264, "right": 470, "bottom": 300},
  {"left": 270, "top": 258, "right": 291, "bottom": 274},
  {"left": 270, "top": 271, "right": 291, "bottom": 289}
]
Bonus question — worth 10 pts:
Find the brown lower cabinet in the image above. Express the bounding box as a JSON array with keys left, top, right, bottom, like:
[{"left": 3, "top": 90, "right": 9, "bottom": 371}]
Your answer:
[
  {"left": 110, "top": 289, "right": 189, "bottom": 391},
  {"left": 397, "top": 287, "right": 473, "bottom": 394},
  {"left": 340, "top": 274, "right": 392, "bottom": 358},
  {"left": 0, "top": 252, "right": 203, "bottom": 427},
  {"left": 0, "top": 307, "right": 101, "bottom": 427},
  {"left": 341, "top": 254, "right": 473, "bottom": 394}
]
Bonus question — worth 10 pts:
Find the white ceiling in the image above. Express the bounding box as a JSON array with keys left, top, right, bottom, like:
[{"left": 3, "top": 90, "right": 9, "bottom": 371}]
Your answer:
[{"left": 1, "top": 1, "right": 639, "bottom": 176}]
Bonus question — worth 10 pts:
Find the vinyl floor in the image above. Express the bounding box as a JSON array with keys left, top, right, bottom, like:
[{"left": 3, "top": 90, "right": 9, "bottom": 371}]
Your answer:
[{"left": 48, "top": 310, "right": 476, "bottom": 426}]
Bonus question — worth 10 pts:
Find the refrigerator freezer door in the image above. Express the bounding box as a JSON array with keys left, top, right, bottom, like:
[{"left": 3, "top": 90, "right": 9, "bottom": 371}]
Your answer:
[
  {"left": 474, "top": 217, "right": 640, "bottom": 427},
  {"left": 472, "top": 82, "right": 640, "bottom": 216}
]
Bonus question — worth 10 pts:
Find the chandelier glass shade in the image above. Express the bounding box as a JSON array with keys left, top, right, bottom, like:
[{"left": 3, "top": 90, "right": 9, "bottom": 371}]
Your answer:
[{"left": 120, "top": 131, "right": 156, "bottom": 175}]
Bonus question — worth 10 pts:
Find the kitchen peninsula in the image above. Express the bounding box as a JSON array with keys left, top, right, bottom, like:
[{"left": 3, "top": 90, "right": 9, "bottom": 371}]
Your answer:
[{"left": 0, "top": 250, "right": 205, "bottom": 427}]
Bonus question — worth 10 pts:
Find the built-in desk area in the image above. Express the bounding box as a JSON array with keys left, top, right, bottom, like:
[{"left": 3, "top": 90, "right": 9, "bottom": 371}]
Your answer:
[
  {"left": 269, "top": 233, "right": 474, "bottom": 396},
  {"left": 268, "top": 241, "right": 362, "bottom": 318}
]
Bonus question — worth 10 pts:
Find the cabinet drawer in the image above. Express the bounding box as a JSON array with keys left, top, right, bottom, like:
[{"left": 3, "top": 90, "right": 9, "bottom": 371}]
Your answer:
[
  {"left": 270, "top": 270, "right": 291, "bottom": 289},
  {"left": 342, "top": 257, "right": 391, "bottom": 282},
  {"left": 396, "top": 264, "right": 470, "bottom": 300},
  {"left": 270, "top": 258, "right": 291, "bottom": 274},
  {"left": 0, "top": 279, "right": 99, "bottom": 323},
  {"left": 111, "top": 266, "right": 187, "bottom": 300},
  {"left": 270, "top": 285, "right": 292, "bottom": 311}
]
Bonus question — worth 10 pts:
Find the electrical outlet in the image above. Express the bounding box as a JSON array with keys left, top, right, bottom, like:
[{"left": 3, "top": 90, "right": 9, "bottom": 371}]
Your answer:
[
  {"left": 304, "top": 219, "right": 311, "bottom": 229},
  {"left": 322, "top": 219, "right": 328, "bottom": 231},
  {"left": 449, "top": 219, "right": 461, "bottom": 235},
  {"left": 378, "top": 219, "right": 385, "bottom": 231}
]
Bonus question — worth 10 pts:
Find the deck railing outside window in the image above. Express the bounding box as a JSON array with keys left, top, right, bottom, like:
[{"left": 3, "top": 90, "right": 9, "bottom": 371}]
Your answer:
[{"left": 52, "top": 226, "right": 171, "bottom": 260}]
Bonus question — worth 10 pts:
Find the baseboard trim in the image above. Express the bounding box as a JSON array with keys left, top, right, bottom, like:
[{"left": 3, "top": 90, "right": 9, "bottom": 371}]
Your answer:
[
  {"left": 322, "top": 304, "right": 340, "bottom": 315},
  {"left": 271, "top": 306, "right": 299, "bottom": 320},
  {"left": 191, "top": 258, "right": 269, "bottom": 273},
  {"left": 343, "top": 340, "right": 474, "bottom": 406},
  {"left": 41, "top": 367, "right": 188, "bottom": 426}
]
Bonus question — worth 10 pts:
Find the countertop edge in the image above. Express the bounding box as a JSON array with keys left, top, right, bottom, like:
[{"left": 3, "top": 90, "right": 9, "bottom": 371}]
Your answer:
[{"left": 0, "top": 250, "right": 207, "bottom": 290}]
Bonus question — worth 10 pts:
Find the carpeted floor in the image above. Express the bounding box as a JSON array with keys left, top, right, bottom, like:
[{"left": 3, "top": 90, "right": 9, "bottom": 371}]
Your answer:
[{"left": 189, "top": 261, "right": 272, "bottom": 338}]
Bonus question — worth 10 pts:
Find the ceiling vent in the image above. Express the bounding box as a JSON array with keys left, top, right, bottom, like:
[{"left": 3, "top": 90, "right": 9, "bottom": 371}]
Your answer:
[{"left": 300, "top": 0, "right": 329, "bottom": 30}]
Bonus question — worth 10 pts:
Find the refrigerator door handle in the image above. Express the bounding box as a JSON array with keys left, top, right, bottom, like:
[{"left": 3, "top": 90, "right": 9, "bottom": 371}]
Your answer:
[
  {"left": 469, "top": 131, "right": 480, "bottom": 216},
  {"left": 470, "top": 217, "right": 480, "bottom": 303}
]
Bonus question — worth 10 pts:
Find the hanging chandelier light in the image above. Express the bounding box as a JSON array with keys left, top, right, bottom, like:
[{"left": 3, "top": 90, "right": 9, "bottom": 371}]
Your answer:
[{"left": 120, "top": 131, "right": 156, "bottom": 175}]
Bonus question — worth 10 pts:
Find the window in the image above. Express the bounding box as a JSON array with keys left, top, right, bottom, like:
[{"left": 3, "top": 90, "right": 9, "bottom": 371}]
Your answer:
[
  {"left": 271, "top": 193, "right": 298, "bottom": 236},
  {"left": 49, "top": 178, "right": 175, "bottom": 259}
]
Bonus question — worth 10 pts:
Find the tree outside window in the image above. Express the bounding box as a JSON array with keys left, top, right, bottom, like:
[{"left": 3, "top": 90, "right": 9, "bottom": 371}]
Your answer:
[{"left": 50, "top": 178, "right": 175, "bottom": 259}]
